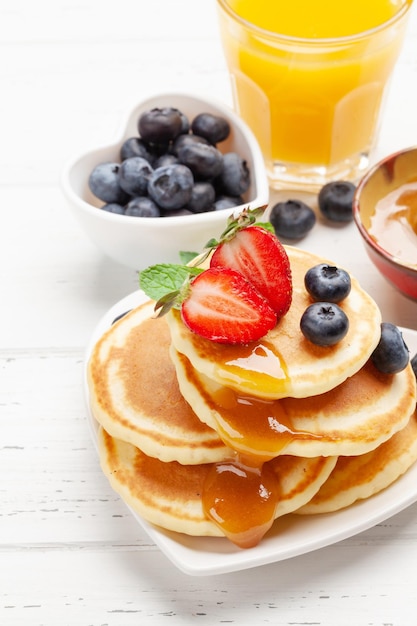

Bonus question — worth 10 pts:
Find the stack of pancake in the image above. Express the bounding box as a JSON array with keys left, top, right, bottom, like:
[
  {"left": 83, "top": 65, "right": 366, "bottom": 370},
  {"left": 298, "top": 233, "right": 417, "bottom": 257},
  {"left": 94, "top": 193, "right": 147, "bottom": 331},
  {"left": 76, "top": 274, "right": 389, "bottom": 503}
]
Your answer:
[{"left": 87, "top": 246, "right": 417, "bottom": 549}]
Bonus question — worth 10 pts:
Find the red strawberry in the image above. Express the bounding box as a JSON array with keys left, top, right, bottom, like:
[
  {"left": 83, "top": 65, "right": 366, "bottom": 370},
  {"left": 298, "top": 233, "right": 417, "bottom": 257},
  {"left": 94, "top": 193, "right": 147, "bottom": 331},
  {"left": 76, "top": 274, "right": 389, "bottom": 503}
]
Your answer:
[
  {"left": 210, "top": 225, "right": 292, "bottom": 318},
  {"left": 181, "top": 267, "right": 277, "bottom": 344}
]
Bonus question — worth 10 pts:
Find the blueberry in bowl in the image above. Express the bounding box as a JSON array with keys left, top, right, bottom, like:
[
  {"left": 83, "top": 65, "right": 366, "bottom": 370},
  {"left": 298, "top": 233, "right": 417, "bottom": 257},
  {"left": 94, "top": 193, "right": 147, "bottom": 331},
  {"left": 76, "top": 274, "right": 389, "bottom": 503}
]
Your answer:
[{"left": 61, "top": 93, "right": 268, "bottom": 270}]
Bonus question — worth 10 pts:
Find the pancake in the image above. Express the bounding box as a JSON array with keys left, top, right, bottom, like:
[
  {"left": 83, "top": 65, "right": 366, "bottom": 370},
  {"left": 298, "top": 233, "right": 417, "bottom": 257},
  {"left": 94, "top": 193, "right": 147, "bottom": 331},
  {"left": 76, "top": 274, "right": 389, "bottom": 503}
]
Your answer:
[
  {"left": 87, "top": 301, "right": 232, "bottom": 465},
  {"left": 170, "top": 345, "right": 417, "bottom": 459},
  {"left": 166, "top": 246, "right": 382, "bottom": 400},
  {"left": 88, "top": 238, "right": 417, "bottom": 548},
  {"left": 97, "top": 425, "right": 337, "bottom": 539},
  {"left": 296, "top": 410, "right": 417, "bottom": 514}
]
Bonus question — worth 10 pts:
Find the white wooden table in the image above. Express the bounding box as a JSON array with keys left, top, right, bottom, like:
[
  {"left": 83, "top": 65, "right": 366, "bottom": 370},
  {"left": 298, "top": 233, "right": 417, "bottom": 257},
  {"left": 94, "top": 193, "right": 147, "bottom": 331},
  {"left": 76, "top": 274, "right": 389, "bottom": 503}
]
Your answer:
[{"left": 2, "top": 1, "right": 417, "bottom": 623}]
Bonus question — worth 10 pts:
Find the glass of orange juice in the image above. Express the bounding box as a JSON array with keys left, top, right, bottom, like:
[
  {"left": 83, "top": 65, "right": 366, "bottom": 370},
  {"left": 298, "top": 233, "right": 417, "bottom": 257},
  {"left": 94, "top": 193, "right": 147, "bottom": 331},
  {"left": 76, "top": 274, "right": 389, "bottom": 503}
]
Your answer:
[{"left": 216, "top": 0, "right": 414, "bottom": 190}]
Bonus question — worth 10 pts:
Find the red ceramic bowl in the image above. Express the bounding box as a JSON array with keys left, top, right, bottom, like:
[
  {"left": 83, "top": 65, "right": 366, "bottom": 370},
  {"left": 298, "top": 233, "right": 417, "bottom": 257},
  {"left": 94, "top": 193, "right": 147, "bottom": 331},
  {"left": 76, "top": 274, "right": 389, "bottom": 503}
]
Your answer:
[{"left": 353, "top": 146, "right": 417, "bottom": 300}]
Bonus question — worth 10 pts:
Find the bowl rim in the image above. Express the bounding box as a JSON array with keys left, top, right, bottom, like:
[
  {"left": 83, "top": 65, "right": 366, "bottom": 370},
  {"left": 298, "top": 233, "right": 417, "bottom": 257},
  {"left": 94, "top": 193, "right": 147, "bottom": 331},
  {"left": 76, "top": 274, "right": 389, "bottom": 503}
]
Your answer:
[
  {"left": 353, "top": 145, "right": 417, "bottom": 274},
  {"left": 60, "top": 91, "right": 269, "bottom": 229}
]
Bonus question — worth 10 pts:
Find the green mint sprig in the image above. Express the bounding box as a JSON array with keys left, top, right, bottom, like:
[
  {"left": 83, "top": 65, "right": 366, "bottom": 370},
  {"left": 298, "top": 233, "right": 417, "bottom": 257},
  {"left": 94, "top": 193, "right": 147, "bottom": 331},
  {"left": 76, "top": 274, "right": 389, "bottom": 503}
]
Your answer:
[
  {"left": 139, "top": 206, "right": 268, "bottom": 316},
  {"left": 179, "top": 251, "right": 199, "bottom": 265},
  {"left": 139, "top": 263, "right": 203, "bottom": 315}
]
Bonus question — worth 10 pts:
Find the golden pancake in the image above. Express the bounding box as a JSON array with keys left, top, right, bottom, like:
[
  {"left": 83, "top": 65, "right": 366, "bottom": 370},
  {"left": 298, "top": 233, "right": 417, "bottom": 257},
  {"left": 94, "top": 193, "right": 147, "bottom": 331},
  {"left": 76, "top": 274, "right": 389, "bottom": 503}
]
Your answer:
[
  {"left": 97, "top": 425, "right": 337, "bottom": 539},
  {"left": 296, "top": 411, "right": 417, "bottom": 514},
  {"left": 88, "top": 236, "right": 417, "bottom": 548},
  {"left": 87, "top": 301, "right": 232, "bottom": 465},
  {"left": 170, "top": 345, "right": 417, "bottom": 459},
  {"left": 166, "top": 246, "right": 382, "bottom": 400}
]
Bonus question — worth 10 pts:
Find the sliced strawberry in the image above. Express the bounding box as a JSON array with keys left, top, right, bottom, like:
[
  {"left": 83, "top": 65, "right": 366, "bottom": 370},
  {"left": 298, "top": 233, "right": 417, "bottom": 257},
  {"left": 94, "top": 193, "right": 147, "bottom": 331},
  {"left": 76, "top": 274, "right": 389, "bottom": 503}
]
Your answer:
[
  {"left": 210, "top": 225, "right": 292, "bottom": 318},
  {"left": 181, "top": 267, "right": 277, "bottom": 344}
]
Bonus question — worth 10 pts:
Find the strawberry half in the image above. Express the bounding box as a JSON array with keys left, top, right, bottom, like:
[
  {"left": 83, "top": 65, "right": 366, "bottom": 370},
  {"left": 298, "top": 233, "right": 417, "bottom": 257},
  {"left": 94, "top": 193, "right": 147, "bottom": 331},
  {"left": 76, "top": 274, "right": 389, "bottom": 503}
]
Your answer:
[
  {"left": 181, "top": 266, "right": 277, "bottom": 344},
  {"left": 210, "top": 225, "right": 292, "bottom": 318}
]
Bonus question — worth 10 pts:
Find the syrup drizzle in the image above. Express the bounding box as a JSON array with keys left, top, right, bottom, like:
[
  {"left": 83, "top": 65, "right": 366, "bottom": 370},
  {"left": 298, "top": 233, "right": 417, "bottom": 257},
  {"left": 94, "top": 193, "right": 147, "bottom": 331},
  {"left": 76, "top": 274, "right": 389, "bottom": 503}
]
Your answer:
[
  {"left": 206, "top": 372, "right": 327, "bottom": 460},
  {"left": 214, "top": 340, "right": 290, "bottom": 396},
  {"left": 202, "top": 457, "right": 280, "bottom": 549},
  {"left": 176, "top": 311, "right": 327, "bottom": 547},
  {"left": 369, "top": 181, "right": 417, "bottom": 264},
  {"left": 201, "top": 382, "right": 326, "bottom": 548}
]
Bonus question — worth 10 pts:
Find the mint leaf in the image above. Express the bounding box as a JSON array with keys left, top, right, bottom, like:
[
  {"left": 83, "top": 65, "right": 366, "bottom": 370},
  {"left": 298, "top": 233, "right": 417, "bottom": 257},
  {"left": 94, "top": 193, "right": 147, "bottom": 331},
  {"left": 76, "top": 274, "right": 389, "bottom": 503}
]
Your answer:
[
  {"left": 179, "top": 251, "right": 199, "bottom": 264},
  {"left": 139, "top": 263, "right": 202, "bottom": 302}
]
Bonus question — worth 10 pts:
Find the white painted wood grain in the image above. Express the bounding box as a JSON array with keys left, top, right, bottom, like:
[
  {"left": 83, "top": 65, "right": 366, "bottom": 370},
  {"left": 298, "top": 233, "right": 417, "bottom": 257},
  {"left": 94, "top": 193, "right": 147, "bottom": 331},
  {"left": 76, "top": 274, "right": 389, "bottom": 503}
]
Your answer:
[{"left": 2, "top": 538, "right": 417, "bottom": 625}]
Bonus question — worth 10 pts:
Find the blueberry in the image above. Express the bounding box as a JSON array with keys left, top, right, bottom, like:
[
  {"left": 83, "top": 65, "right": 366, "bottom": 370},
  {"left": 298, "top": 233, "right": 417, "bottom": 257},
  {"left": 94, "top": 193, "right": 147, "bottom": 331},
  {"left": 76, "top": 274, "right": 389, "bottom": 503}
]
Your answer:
[
  {"left": 171, "top": 133, "right": 210, "bottom": 156},
  {"left": 304, "top": 264, "right": 351, "bottom": 303},
  {"left": 138, "top": 107, "right": 183, "bottom": 144},
  {"left": 120, "top": 137, "right": 156, "bottom": 164},
  {"left": 215, "top": 152, "right": 250, "bottom": 196},
  {"left": 318, "top": 180, "right": 356, "bottom": 222},
  {"left": 177, "top": 110, "right": 190, "bottom": 135},
  {"left": 154, "top": 153, "right": 179, "bottom": 169},
  {"left": 177, "top": 141, "right": 224, "bottom": 180},
  {"left": 125, "top": 196, "right": 160, "bottom": 217},
  {"left": 186, "top": 182, "right": 216, "bottom": 213},
  {"left": 371, "top": 322, "right": 409, "bottom": 374},
  {"left": 191, "top": 113, "right": 230, "bottom": 144},
  {"left": 150, "top": 142, "right": 174, "bottom": 160},
  {"left": 101, "top": 202, "right": 125, "bottom": 215},
  {"left": 147, "top": 164, "right": 194, "bottom": 210},
  {"left": 118, "top": 156, "right": 153, "bottom": 196},
  {"left": 88, "top": 162, "right": 129, "bottom": 204},
  {"left": 269, "top": 199, "right": 316, "bottom": 240},
  {"left": 213, "top": 195, "right": 243, "bottom": 211},
  {"left": 300, "top": 302, "right": 349, "bottom": 347}
]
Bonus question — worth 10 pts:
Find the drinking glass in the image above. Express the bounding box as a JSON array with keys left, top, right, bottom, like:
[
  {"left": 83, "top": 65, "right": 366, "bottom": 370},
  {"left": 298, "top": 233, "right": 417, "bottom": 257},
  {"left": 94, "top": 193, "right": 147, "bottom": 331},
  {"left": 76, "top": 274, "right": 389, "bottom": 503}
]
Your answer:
[{"left": 216, "top": 0, "right": 414, "bottom": 190}]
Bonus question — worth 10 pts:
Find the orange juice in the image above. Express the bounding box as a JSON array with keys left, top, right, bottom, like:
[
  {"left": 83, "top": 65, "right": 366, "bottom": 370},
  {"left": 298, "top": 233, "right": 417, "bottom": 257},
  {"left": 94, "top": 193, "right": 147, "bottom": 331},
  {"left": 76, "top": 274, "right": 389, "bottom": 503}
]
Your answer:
[{"left": 217, "top": 0, "right": 413, "bottom": 187}]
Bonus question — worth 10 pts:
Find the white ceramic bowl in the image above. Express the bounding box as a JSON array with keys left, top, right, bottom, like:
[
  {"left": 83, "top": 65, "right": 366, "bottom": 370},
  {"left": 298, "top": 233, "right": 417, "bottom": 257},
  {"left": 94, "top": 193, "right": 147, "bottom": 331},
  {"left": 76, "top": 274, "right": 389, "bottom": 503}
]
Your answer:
[{"left": 61, "top": 93, "right": 269, "bottom": 270}]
